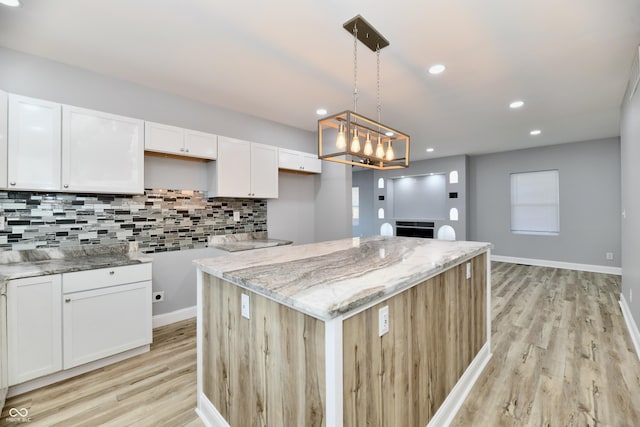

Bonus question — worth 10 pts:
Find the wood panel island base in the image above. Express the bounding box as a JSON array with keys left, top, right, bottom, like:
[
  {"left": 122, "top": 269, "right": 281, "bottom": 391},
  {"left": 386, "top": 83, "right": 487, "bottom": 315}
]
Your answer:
[{"left": 194, "top": 236, "right": 492, "bottom": 427}]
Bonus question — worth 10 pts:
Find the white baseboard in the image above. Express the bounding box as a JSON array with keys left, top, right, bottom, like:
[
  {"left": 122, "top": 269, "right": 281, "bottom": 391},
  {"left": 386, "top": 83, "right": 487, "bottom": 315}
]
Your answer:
[
  {"left": 197, "top": 392, "right": 230, "bottom": 427},
  {"left": 492, "top": 255, "right": 622, "bottom": 275},
  {"left": 620, "top": 293, "right": 640, "bottom": 362},
  {"left": 428, "top": 342, "right": 492, "bottom": 427},
  {"left": 152, "top": 305, "right": 197, "bottom": 329}
]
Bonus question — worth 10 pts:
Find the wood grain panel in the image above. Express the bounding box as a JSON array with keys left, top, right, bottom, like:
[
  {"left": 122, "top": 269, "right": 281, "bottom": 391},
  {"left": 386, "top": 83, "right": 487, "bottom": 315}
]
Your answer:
[
  {"left": 202, "top": 275, "right": 325, "bottom": 427},
  {"left": 343, "top": 253, "right": 488, "bottom": 427}
]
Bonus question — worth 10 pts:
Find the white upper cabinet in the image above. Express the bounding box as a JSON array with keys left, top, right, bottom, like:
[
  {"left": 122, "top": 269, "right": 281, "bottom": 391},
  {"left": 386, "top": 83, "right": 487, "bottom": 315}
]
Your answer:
[
  {"left": 7, "top": 94, "right": 62, "bottom": 191},
  {"left": 6, "top": 94, "right": 144, "bottom": 194},
  {"left": 144, "top": 121, "right": 217, "bottom": 160},
  {"left": 0, "top": 91, "right": 7, "bottom": 188},
  {"left": 278, "top": 148, "right": 321, "bottom": 174},
  {"left": 209, "top": 136, "right": 278, "bottom": 198},
  {"left": 63, "top": 106, "right": 144, "bottom": 194}
]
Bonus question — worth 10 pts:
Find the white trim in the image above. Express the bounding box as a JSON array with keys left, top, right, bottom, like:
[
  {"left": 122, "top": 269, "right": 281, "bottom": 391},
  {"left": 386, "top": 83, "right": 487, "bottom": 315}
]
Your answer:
[
  {"left": 325, "top": 317, "right": 344, "bottom": 427},
  {"left": 7, "top": 345, "right": 149, "bottom": 397},
  {"left": 492, "top": 255, "right": 622, "bottom": 275},
  {"left": 196, "top": 392, "right": 230, "bottom": 427},
  {"left": 427, "top": 343, "right": 492, "bottom": 427},
  {"left": 620, "top": 293, "right": 640, "bottom": 362},
  {"left": 486, "top": 249, "right": 492, "bottom": 351},
  {"left": 152, "top": 305, "right": 197, "bottom": 329}
]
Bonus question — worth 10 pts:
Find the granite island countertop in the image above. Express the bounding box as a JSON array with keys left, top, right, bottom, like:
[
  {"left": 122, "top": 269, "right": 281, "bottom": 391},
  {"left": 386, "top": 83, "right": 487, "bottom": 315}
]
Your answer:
[
  {"left": 0, "top": 242, "right": 151, "bottom": 284},
  {"left": 195, "top": 236, "right": 491, "bottom": 320}
]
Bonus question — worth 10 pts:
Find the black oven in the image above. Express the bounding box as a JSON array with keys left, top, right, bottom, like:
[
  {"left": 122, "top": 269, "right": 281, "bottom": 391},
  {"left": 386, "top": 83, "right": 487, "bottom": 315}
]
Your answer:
[{"left": 395, "top": 221, "right": 434, "bottom": 238}]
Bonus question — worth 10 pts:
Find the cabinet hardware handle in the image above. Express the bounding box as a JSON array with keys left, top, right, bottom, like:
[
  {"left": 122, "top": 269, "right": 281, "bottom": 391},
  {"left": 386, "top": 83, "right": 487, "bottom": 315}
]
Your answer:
[
  {"left": 185, "top": 148, "right": 189, "bottom": 153},
  {"left": 63, "top": 184, "right": 69, "bottom": 188},
  {"left": 65, "top": 298, "right": 71, "bottom": 303},
  {"left": 109, "top": 270, "right": 115, "bottom": 275},
  {"left": 9, "top": 182, "right": 15, "bottom": 186}
]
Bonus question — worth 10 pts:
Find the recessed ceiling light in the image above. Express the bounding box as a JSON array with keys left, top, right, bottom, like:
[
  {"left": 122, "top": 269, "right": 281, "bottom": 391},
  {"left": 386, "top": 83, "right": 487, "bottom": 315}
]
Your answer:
[
  {"left": 530, "top": 129, "right": 542, "bottom": 136},
  {"left": 426, "top": 148, "right": 434, "bottom": 152},
  {"left": 0, "top": 0, "right": 21, "bottom": 6},
  {"left": 385, "top": 131, "right": 394, "bottom": 137},
  {"left": 509, "top": 100, "right": 524, "bottom": 109},
  {"left": 428, "top": 64, "right": 446, "bottom": 75},
  {"left": 316, "top": 108, "right": 327, "bottom": 116}
]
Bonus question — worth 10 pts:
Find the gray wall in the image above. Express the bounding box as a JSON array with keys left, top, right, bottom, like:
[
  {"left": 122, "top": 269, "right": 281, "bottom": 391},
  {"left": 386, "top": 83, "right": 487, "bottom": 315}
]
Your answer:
[
  {"left": 0, "top": 46, "right": 351, "bottom": 315},
  {"left": 352, "top": 169, "right": 375, "bottom": 237},
  {"left": 621, "top": 79, "right": 640, "bottom": 329},
  {"left": 469, "top": 138, "right": 621, "bottom": 268},
  {"left": 353, "top": 155, "right": 469, "bottom": 240}
]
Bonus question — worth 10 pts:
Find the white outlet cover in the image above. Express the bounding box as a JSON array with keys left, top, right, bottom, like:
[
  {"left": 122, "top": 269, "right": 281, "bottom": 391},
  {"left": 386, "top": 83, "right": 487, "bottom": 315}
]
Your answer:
[
  {"left": 241, "top": 293, "right": 250, "bottom": 319},
  {"left": 379, "top": 305, "right": 389, "bottom": 336},
  {"left": 466, "top": 262, "right": 471, "bottom": 279},
  {"left": 233, "top": 211, "right": 241, "bottom": 222}
]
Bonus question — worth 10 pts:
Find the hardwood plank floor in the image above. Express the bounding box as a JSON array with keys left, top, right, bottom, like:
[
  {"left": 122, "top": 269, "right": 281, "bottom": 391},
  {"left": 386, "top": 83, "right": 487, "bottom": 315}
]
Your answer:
[
  {"left": 453, "top": 262, "right": 640, "bottom": 427},
  {"left": 2, "top": 262, "right": 640, "bottom": 426},
  {"left": 0, "top": 319, "right": 204, "bottom": 427}
]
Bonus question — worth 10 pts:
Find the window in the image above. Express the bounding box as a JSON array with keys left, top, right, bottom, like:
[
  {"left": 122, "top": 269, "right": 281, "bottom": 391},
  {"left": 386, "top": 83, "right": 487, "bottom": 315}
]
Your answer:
[
  {"left": 352, "top": 187, "right": 359, "bottom": 226},
  {"left": 510, "top": 170, "right": 559, "bottom": 235}
]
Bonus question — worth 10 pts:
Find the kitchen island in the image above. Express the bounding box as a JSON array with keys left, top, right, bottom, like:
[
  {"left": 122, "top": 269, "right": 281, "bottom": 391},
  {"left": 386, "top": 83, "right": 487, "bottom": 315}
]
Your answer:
[{"left": 194, "top": 236, "right": 492, "bottom": 427}]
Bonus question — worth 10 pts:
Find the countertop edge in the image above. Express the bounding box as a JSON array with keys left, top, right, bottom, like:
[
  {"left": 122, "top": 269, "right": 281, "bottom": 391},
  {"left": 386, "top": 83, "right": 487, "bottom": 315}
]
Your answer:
[{"left": 196, "top": 243, "right": 491, "bottom": 321}]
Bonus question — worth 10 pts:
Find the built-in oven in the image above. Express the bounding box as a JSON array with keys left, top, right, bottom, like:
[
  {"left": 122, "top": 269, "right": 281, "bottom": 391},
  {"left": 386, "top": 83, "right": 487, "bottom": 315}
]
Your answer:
[{"left": 395, "top": 221, "right": 435, "bottom": 238}]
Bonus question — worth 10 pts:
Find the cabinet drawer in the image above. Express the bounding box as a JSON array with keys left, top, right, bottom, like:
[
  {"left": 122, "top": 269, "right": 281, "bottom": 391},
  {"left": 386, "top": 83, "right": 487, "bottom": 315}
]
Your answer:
[{"left": 63, "top": 263, "right": 152, "bottom": 293}]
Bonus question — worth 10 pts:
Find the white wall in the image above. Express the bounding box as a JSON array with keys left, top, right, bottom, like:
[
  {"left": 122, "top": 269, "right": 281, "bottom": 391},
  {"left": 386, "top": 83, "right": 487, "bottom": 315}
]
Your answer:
[{"left": 621, "top": 70, "right": 640, "bottom": 329}]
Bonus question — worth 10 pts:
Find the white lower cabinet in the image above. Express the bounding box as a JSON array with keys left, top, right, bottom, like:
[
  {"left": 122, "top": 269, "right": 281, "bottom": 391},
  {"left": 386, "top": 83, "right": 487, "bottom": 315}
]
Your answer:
[
  {"left": 7, "top": 275, "right": 63, "bottom": 386},
  {"left": 6, "top": 263, "right": 152, "bottom": 386},
  {"left": 63, "top": 281, "right": 152, "bottom": 369}
]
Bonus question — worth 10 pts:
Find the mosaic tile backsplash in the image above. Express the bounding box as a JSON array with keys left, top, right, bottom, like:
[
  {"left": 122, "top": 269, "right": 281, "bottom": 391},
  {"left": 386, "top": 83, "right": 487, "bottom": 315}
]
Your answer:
[{"left": 0, "top": 189, "right": 267, "bottom": 253}]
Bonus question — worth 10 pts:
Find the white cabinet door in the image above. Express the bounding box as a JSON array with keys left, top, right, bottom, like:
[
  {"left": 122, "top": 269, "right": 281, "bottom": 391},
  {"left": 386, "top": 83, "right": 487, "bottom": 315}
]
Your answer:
[
  {"left": 301, "top": 152, "right": 322, "bottom": 173},
  {"left": 0, "top": 91, "right": 7, "bottom": 188},
  {"left": 62, "top": 105, "right": 144, "bottom": 194},
  {"left": 184, "top": 129, "right": 217, "bottom": 160},
  {"left": 7, "top": 275, "right": 62, "bottom": 386},
  {"left": 63, "top": 281, "right": 152, "bottom": 369},
  {"left": 278, "top": 148, "right": 300, "bottom": 171},
  {"left": 7, "top": 94, "right": 61, "bottom": 191},
  {"left": 251, "top": 143, "right": 278, "bottom": 198},
  {"left": 144, "top": 121, "right": 184, "bottom": 155},
  {"left": 215, "top": 136, "right": 251, "bottom": 197}
]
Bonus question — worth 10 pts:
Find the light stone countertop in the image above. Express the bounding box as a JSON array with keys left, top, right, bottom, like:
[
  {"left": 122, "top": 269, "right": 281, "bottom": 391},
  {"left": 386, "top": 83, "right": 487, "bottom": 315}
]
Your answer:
[
  {"left": 0, "top": 242, "right": 152, "bottom": 284},
  {"left": 208, "top": 231, "right": 292, "bottom": 252},
  {"left": 194, "top": 236, "right": 492, "bottom": 320}
]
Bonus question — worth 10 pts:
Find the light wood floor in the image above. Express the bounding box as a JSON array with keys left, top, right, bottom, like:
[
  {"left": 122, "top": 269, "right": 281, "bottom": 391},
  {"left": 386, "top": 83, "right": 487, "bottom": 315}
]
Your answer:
[{"left": 2, "top": 262, "right": 640, "bottom": 426}]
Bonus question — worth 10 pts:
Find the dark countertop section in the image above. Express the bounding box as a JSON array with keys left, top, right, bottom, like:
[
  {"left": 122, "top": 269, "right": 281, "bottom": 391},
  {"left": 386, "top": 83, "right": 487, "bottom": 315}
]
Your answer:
[
  {"left": 208, "top": 231, "right": 292, "bottom": 252},
  {"left": 0, "top": 242, "right": 151, "bottom": 283}
]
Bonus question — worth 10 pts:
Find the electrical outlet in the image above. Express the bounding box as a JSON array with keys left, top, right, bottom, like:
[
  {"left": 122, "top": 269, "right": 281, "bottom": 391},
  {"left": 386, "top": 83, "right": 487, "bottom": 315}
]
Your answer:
[
  {"left": 241, "top": 293, "right": 250, "bottom": 319},
  {"left": 0, "top": 216, "right": 4, "bottom": 231},
  {"left": 466, "top": 262, "right": 471, "bottom": 279},
  {"left": 606, "top": 252, "right": 614, "bottom": 261},
  {"left": 379, "top": 305, "right": 389, "bottom": 336},
  {"left": 233, "top": 211, "right": 240, "bottom": 222},
  {"left": 152, "top": 291, "right": 164, "bottom": 303}
]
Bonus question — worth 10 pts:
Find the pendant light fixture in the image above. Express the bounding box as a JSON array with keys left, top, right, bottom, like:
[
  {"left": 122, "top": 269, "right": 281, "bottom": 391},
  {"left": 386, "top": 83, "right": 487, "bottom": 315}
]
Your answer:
[{"left": 317, "top": 15, "right": 410, "bottom": 170}]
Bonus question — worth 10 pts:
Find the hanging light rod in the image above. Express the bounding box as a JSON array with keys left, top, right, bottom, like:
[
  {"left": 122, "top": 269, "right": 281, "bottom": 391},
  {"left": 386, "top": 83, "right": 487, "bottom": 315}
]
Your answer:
[
  {"left": 342, "top": 15, "right": 389, "bottom": 52},
  {"left": 318, "top": 14, "right": 410, "bottom": 171}
]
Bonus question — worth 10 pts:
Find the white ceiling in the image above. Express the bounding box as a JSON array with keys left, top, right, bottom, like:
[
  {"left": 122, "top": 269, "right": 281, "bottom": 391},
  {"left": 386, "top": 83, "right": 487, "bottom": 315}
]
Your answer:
[{"left": 1, "top": 0, "right": 639, "bottom": 160}]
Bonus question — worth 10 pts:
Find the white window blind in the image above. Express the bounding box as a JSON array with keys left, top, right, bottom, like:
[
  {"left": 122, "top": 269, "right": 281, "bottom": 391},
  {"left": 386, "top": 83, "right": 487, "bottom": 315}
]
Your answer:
[{"left": 510, "top": 170, "right": 559, "bottom": 235}]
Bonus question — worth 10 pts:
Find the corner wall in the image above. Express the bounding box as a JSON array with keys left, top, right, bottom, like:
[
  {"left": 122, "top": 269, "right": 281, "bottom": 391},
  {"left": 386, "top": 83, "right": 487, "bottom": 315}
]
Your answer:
[{"left": 469, "top": 138, "right": 621, "bottom": 269}]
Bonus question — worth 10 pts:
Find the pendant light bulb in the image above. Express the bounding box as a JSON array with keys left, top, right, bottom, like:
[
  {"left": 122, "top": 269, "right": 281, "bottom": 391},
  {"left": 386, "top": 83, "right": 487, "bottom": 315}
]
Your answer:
[
  {"left": 375, "top": 137, "right": 385, "bottom": 158},
  {"left": 385, "top": 140, "right": 394, "bottom": 161},
  {"left": 363, "top": 132, "right": 373, "bottom": 156},
  {"left": 351, "top": 129, "right": 361, "bottom": 153},
  {"left": 336, "top": 123, "right": 347, "bottom": 150}
]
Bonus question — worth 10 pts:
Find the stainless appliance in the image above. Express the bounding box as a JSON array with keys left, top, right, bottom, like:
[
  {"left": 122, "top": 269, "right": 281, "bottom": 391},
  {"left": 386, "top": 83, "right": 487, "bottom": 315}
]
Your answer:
[{"left": 395, "top": 221, "right": 435, "bottom": 238}]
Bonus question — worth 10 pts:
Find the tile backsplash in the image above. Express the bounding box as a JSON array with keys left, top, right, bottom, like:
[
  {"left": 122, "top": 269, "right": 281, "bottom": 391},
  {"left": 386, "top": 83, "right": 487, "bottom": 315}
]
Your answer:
[{"left": 0, "top": 189, "right": 267, "bottom": 253}]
